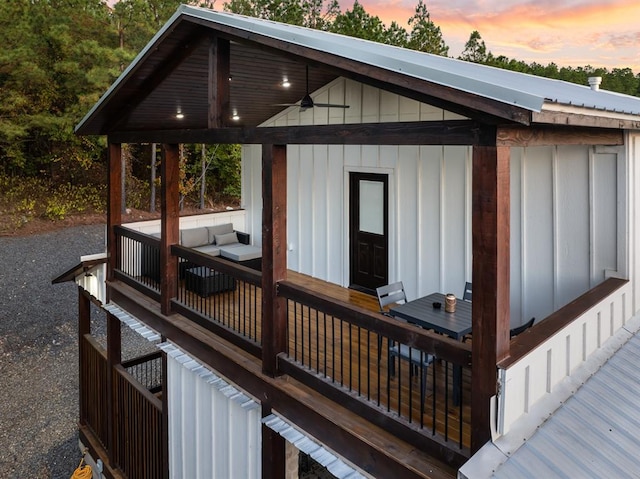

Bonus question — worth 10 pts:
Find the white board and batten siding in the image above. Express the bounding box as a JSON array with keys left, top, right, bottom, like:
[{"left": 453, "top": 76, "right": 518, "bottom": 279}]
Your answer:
[
  {"left": 242, "top": 78, "right": 623, "bottom": 326},
  {"left": 161, "top": 342, "right": 261, "bottom": 479}
]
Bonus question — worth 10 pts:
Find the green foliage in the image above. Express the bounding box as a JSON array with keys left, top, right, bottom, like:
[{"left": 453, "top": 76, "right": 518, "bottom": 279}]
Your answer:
[
  {"left": 459, "top": 31, "right": 487, "bottom": 63},
  {"left": 406, "top": 0, "right": 448, "bottom": 55}
]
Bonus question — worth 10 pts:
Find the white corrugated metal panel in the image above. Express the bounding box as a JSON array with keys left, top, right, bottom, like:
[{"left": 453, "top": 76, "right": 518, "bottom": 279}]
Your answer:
[
  {"left": 481, "top": 333, "right": 640, "bottom": 478},
  {"left": 159, "top": 342, "right": 261, "bottom": 479},
  {"left": 263, "top": 414, "right": 369, "bottom": 479},
  {"left": 103, "top": 302, "right": 161, "bottom": 342}
]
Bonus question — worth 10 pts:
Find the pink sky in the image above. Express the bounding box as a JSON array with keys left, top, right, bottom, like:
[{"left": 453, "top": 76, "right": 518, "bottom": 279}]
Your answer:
[{"left": 348, "top": 0, "right": 640, "bottom": 72}]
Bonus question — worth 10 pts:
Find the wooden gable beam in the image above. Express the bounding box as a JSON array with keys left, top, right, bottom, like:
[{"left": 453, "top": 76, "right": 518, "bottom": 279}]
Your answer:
[
  {"left": 497, "top": 125, "right": 624, "bottom": 146},
  {"left": 108, "top": 120, "right": 495, "bottom": 145},
  {"left": 208, "top": 36, "right": 230, "bottom": 128}
]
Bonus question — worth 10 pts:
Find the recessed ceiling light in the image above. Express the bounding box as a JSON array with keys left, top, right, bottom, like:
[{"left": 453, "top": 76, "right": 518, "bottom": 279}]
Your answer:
[
  {"left": 282, "top": 78, "right": 291, "bottom": 88},
  {"left": 176, "top": 112, "right": 184, "bottom": 119},
  {"left": 232, "top": 113, "right": 240, "bottom": 121}
]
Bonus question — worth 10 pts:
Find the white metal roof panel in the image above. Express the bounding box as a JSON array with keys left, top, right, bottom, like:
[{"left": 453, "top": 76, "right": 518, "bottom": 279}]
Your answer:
[{"left": 490, "top": 333, "right": 640, "bottom": 478}]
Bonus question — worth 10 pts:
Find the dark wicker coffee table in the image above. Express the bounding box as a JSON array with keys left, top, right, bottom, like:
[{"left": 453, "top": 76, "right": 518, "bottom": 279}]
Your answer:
[{"left": 184, "top": 266, "right": 236, "bottom": 297}]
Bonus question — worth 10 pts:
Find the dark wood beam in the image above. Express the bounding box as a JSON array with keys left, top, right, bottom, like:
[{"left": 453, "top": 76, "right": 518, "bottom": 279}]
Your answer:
[
  {"left": 533, "top": 110, "right": 640, "bottom": 131},
  {"left": 107, "top": 143, "right": 122, "bottom": 286},
  {"left": 262, "top": 405, "right": 286, "bottom": 479},
  {"left": 160, "top": 144, "right": 180, "bottom": 315},
  {"left": 262, "top": 144, "right": 288, "bottom": 376},
  {"left": 209, "top": 36, "right": 230, "bottom": 128},
  {"left": 498, "top": 125, "right": 624, "bottom": 146},
  {"left": 108, "top": 120, "right": 491, "bottom": 145},
  {"left": 470, "top": 142, "right": 511, "bottom": 453}
]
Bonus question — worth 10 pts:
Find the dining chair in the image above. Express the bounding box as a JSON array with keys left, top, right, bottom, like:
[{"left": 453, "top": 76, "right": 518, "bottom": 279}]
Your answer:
[
  {"left": 463, "top": 282, "right": 472, "bottom": 302},
  {"left": 375, "top": 282, "right": 434, "bottom": 401},
  {"left": 510, "top": 317, "right": 535, "bottom": 338}
]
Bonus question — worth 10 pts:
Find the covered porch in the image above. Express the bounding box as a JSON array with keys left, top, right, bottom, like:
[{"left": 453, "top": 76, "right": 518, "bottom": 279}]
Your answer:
[{"left": 71, "top": 5, "right": 640, "bottom": 478}]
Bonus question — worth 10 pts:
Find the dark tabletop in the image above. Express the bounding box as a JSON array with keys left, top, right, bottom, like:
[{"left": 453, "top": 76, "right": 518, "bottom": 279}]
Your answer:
[{"left": 389, "top": 292, "right": 472, "bottom": 340}]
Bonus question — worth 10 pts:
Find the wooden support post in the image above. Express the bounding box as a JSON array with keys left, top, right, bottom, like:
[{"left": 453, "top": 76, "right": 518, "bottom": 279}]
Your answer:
[
  {"left": 160, "top": 144, "right": 180, "bottom": 315},
  {"left": 78, "top": 288, "right": 91, "bottom": 428},
  {"left": 262, "top": 405, "right": 286, "bottom": 479},
  {"left": 262, "top": 144, "right": 288, "bottom": 377},
  {"left": 471, "top": 144, "right": 511, "bottom": 453},
  {"left": 107, "top": 142, "right": 122, "bottom": 284},
  {"left": 106, "top": 310, "right": 122, "bottom": 466},
  {"left": 208, "top": 36, "right": 230, "bottom": 129}
]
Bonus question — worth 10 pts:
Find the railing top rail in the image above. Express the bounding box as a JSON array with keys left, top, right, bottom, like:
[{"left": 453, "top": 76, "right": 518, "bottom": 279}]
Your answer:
[
  {"left": 278, "top": 280, "right": 471, "bottom": 366},
  {"left": 122, "top": 351, "right": 163, "bottom": 369},
  {"left": 172, "top": 244, "right": 262, "bottom": 285},
  {"left": 501, "top": 277, "right": 628, "bottom": 368},
  {"left": 114, "top": 225, "right": 161, "bottom": 246}
]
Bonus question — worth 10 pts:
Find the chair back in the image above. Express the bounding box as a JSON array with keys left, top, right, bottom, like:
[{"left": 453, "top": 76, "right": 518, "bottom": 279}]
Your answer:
[
  {"left": 510, "top": 317, "right": 535, "bottom": 338},
  {"left": 463, "top": 282, "right": 472, "bottom": 302},
  {"left": 376, "top": 281, "right": 406, "bottom": 312}
]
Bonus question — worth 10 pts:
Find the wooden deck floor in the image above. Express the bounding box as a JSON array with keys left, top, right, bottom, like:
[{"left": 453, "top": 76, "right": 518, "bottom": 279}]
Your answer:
[{"left": 176, "top": 269, "right": 472, "bottom": 450}]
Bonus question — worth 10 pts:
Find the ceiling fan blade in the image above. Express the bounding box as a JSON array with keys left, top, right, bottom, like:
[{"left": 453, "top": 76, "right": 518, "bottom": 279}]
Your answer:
[
  {"left": 313, "top": 103, "right": 350, "bottom": 109},
  {"left": 272, "top": 66, "right": 349, "bottom": 110}
]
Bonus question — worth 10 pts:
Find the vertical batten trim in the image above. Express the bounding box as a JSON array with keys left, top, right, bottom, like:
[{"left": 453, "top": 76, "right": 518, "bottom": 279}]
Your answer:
[
  {"left": 552, "top": 146, "right": 559, "bottom": 310},
  {"left": 588, "top": 146, "right": 596, "bottom": 286}
]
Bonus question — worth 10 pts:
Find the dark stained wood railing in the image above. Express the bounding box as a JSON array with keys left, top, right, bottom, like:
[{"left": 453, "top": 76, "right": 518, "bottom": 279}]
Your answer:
[
  {"left": 113, "top": 364, "right": 164, "bottom": 479},
  {"left": 171, "top": 244, "right": 263, "bottom": 358},
  {"left": 79, "top": 334, "right": 109, "bottom": 448},
  {"left": 114, "top": 225, "right": 161, "bottom": 301},
  {"left": 277, "top": 280, "right": 472, "bottom": 464}
]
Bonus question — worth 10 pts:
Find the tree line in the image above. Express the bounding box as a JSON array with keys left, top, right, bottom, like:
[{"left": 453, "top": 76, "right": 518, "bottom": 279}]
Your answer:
[{"left": 1, "top": 0, "right": 639, "bottom": 188}]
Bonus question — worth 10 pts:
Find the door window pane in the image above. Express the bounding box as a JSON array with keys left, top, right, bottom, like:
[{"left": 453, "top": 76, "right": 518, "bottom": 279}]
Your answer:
[{"left": 359, "top": 180, "right": 384, "bottom": 235}]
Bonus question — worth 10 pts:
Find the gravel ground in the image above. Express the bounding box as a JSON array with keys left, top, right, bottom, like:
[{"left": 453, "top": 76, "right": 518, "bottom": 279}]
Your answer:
[{"left": 0, "top": 224, "right": 106, "bottom": 479}]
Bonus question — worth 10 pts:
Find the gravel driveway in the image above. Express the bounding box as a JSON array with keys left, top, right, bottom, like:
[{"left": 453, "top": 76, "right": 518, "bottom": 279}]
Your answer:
[{"left": 0, "top": 224, "right": 106, "bottom": 479}]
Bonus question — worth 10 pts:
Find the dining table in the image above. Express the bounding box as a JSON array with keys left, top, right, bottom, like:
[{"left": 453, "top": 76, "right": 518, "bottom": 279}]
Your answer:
[{"left": 389, "top": 292, "right": 472, "bottom": 405}]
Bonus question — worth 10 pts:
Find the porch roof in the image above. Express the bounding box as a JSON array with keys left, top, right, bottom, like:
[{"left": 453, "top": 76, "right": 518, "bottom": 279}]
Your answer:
[
  {"left": 75, "top": 5, "right": 640, "bottom": 136},
  {"left": 461, "top": 322, "right": 640, "bottom": 478}
]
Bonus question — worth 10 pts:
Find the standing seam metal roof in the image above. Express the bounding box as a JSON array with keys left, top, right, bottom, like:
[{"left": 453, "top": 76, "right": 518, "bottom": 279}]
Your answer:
[
  {"left": 181, "top": 6, "right": 640, "bottom": 116},
  {"left": 76, "top": 4, "right": 640, "bottom": 133},
  {"left": 490, "top": 332, "right": 640, "bottom": 478}
]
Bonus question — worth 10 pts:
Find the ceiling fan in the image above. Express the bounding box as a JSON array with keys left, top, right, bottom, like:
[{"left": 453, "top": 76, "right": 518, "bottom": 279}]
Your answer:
[{"left": 275, "top": 65, "right": 349, "bottom": 111}]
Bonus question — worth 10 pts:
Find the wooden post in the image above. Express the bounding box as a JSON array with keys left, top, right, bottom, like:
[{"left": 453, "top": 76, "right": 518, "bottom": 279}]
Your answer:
[
  {"left": 161, "top": 144, "right": 180, "bottom": 315},
  {"left": 262, "top": 405, "right": 286, "bottom": 479},
  {"left": 208, "top": 36, "right": 230, "bottom": 129},
  {"left": 262, "top": 144, "right": 288, "bottom": 376},
  {"left": 471, "top": 144, "right": 511, "bottom": 452},
  {"left": 78, "top": 288, "right": 91, "bottom": 428},
  {"left": 107, "top": 142, "right": 122, "bottom": 284},
  {"left": 106, "top": 310, "right": 122, "bottom": 466}
]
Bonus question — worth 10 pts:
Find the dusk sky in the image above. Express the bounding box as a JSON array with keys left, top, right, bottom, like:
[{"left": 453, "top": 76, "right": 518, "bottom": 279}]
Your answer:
[{"left": 347, "top": 0, "right": 640, "bottom": 72}]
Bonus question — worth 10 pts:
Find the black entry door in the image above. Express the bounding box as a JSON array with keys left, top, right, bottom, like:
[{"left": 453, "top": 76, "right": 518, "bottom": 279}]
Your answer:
[{"left": 349, "top": 172, "right": 388, "bottom": 294}]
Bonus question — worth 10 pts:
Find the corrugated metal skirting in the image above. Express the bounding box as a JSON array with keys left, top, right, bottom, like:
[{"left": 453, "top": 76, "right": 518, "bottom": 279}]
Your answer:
[{"left": 160, "top": 342, "right": 261, "bottom": 479}]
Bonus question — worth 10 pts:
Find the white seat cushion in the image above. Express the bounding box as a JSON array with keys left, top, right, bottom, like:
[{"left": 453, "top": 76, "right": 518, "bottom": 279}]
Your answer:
[
  {"left": 219, "top": 244, "right": 261, "bottom": 262},
  {"left": 193, "top": 244, "right": 221, "bottom": 256}
]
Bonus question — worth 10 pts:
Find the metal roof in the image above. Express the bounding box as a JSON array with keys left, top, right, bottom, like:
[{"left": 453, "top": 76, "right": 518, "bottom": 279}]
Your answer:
[
  {"left": 468, "top": 331, "right": 640, "bottom": 478},
  {"left": 183, "top": 6, "right": 640, "bottom": 116},
  {"left": 76, "top": 5, "right": 640, "bottom": 135}
]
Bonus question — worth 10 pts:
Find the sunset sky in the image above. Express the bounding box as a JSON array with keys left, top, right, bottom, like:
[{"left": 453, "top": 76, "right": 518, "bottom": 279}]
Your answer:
[{"left": 347, "top": 0, "right": 640, "bottom": 72}]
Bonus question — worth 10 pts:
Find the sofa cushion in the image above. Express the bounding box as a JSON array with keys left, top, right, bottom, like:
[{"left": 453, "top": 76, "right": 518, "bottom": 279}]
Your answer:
[
  {"left": 207, "top": 223, "right": 234, "bottom": 243},
  {"left": 181, "top": 227, "right": 210, "bottom": 248},
  {"left": 219, "top": 244, "right": 262, "bottom": 262},
  {"left": 193, "top": 244, "right": 221, "bottom": 256},
  {"left": 215, "top": 232, "right": 239, "bottom": 246}
]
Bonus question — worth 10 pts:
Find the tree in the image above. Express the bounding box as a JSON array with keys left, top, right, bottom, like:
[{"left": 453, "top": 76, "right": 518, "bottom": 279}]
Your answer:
[
  {"left": 459, "top": 30, "right": 488, "bottom": 63},
  {"left": 406, "top": 0, "right": 448, "bottom": 55},
  {"left": 224, "top": 0, "right": 340, "bottom": 29}
]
